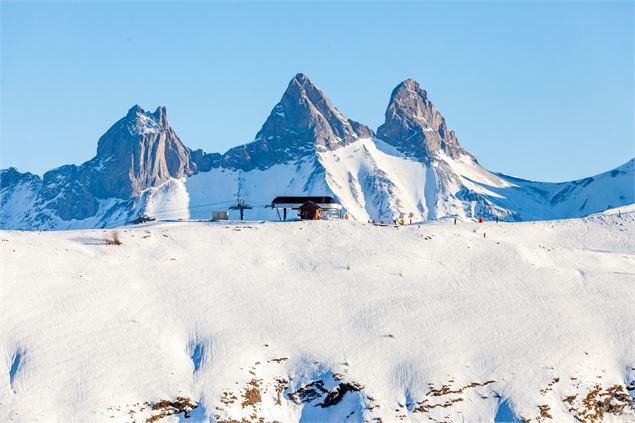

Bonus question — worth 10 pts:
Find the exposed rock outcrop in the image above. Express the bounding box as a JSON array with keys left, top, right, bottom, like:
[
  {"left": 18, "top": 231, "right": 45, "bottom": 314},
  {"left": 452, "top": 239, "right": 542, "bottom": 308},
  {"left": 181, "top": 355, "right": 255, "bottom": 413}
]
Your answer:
[
  {"left": 377, "top": 79, "right": 472, "bottom": 160},
  {"left": 189, "top": 149, "right": 221, "bottom": 173},
  {"left": 95, "top": 105, "right": 195, "bottom": 198},
  {"left": 222, "top": 73, "right": 373, "bottom": 171}
]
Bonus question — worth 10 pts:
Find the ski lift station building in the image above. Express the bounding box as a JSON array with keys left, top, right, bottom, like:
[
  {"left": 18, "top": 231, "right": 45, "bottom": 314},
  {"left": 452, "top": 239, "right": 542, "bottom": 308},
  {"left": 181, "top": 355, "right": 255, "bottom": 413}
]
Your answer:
[{"left": 271, "top": 196, "right": 342, "bottom": 220}]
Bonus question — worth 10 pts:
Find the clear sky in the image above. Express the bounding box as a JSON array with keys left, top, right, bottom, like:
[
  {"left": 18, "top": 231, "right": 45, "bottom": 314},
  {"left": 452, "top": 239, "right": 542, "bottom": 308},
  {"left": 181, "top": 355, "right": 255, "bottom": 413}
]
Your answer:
[{"left": 1, "top": 1, "right": 633, "bottom": 181}]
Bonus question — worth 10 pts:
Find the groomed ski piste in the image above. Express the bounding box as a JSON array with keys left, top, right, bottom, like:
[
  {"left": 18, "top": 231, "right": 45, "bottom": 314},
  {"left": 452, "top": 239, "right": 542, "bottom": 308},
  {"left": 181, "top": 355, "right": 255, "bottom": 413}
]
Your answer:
[{"left": 1, "top": 208, "right": 634, "bottom": 422}]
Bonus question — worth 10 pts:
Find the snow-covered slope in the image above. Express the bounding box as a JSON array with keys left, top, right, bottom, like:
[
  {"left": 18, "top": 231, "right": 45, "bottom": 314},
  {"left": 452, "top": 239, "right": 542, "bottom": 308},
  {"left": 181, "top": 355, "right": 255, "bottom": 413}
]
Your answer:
[
  {"left": 316, "top": 139, "right": 634, "bottom": 222},
  {"left": 185, "top": 157, "right": 331, "bottom": 221},
  {"left": 162, "top": 138, "right": 631, "bottom": 223},
  {"left": 2, "top": 214, "right": 635, "bottom": 422}
]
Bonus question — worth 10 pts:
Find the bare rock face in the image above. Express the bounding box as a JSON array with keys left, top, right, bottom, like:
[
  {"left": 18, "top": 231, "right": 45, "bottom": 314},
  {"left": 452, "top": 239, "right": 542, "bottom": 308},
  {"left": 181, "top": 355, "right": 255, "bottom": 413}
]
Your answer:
[
  {"left": 0, "top": 167, "right": 41, "bottom": 191},
  {"left": 39, "top": 164, "right": 100, "bottom": 221},
  {"left": 377, "top": 79, "right": 472, "bottom": 160},
  {"left": 190, "top": 149, "right": 222, "bottom": 172},
  {"left": 0, "top": 168, "right": 42, "bottom": 227},
  {"left": 94, "top": 105, "right": 195, "bottom": 198},
  {"left": 222, "top": 73, "right": 374, "bottom": 171}
]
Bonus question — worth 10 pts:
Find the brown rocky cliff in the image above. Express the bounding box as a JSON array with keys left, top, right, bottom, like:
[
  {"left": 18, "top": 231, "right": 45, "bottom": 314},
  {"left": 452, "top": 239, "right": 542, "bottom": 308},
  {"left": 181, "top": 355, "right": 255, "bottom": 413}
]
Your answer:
[
  {"left": 377, "top": 79, "right": 473, "bottom": 161},
  {"left": 95, "top": 105, "right": 195, "bottom": 198}
]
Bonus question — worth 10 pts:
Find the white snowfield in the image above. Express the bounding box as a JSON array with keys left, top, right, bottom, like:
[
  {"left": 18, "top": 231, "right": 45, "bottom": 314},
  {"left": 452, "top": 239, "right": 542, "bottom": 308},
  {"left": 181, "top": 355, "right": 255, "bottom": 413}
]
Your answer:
[
  {"left": 145, "top": 141, "right": 634, "bottom": 225},
  {"left": 2, "top": 212, "right": 635, "bottom": 422}
]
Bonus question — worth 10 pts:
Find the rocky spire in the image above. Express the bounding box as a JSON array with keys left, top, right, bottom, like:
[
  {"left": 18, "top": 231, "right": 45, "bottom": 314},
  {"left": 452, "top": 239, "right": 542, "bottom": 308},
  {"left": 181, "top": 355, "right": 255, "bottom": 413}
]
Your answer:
[
  {"left": 222, "top": 73, "right": 374, "bottom": 171},
  {"left": 377, "top": 79, "right": 472, "bottom": 160},
  {"left": 93, "top": 105, "right": 195, "bottom": 198}
]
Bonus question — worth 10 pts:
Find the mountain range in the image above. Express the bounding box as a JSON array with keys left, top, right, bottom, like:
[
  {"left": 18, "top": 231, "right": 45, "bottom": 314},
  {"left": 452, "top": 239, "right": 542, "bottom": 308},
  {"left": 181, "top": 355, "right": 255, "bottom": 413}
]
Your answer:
[{"left": 1, "top": 73, "right": 633, "bottom": 230}]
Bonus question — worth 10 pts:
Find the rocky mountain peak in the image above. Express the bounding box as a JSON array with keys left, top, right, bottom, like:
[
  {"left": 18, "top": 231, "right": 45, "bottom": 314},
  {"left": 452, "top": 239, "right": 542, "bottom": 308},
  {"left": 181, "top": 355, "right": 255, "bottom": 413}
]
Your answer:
[
  {"left": 127, "top": 104, "right": 144, "bottom": 116},
  {"left": 152, "top": 106, "right": 169, "bottom": 127},
  {"left": 0, "top": 167, "right": 41, "bottom": 191},
  {"left": 119, "top": 105, "right": 170, "bottom": 138},
  {"left": 92, "top": 105, "right": 194, "bottom": 198},
  {"left": 291, "top": 72, "right": 312, "bottom": 86},
  {"left": 377, "top": 79, "right": 472, "bottom": 160},
  {"left": 1, "top": 105, "right": 196, "bottom": 227},
  {"left": 284, "top": 73, "right": 325, "bottom": 103},
  {"left": 221, "top": 73, "right": 373, "bottom": 171}
]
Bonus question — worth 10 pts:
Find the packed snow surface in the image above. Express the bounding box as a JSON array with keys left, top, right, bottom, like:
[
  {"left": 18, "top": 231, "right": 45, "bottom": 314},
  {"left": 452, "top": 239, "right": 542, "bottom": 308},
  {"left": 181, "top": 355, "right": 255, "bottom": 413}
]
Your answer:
[{"left": 2, "top": 213, "right": 635, "bottom": 422}]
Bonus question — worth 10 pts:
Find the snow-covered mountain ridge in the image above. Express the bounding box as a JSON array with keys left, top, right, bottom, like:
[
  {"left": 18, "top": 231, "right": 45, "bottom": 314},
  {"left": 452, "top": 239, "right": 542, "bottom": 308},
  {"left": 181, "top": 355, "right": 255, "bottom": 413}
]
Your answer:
[
  {"left": 2, "top": 212, "right": 634, "bottom": 422},
  {"left": 1, "top": 73, "right": 633, "bottom": 229}
]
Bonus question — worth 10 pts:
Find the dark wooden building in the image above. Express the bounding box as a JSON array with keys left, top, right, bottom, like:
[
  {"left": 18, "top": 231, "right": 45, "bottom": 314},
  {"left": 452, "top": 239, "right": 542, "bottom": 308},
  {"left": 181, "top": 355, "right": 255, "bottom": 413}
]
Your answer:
[{"left": 298, "top": 201, "right": 322, "bottom": 220}]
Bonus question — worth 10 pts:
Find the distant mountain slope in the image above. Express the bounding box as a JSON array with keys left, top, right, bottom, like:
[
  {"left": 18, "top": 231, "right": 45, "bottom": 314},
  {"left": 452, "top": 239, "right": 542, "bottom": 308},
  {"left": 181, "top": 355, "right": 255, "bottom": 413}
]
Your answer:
[
  {"left": 494, "top": 158, "right": 634, "bottom": 220},
  {"left": 0, "top": 105, "right": 195, "bottom": 229},
  {"left": 1, "top": 74, "right": 633, "bottom": 229},
  {"left": 316, "top": 139, "right": 634, "bottom": 222}
]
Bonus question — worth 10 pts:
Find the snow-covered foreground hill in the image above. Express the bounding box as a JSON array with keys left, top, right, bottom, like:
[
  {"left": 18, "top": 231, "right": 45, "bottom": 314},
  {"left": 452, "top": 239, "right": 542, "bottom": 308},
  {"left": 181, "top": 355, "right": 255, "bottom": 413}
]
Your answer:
[{"left": 2, "top": 213, "right": 635, "bottom": 422}]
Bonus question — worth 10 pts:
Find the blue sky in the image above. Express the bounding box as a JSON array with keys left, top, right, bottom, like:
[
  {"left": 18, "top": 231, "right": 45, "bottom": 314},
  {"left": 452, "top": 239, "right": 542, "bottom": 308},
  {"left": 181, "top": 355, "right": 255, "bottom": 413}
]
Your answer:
[{"left": 1, "top": 1, "right": 633, "bottom": 181}]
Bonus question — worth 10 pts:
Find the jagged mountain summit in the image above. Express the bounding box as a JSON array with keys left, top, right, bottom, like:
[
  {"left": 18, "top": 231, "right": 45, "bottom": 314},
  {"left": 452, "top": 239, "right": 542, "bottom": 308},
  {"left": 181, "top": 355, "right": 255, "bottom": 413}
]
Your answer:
[
  {"left": 221, "top": 73, "right": 373, "bottom": 171},
  {"left": 96, "top": 105, "right": 195, "bottom": 198},
  {"left": 1, "top": 74, "right": 633, "bottom": 230},
  {"left": 0, "top": 105, "right": 194, "bottom": 229},
  {"left": 377, "top": 78, "right": 471, "bottom": 160}
]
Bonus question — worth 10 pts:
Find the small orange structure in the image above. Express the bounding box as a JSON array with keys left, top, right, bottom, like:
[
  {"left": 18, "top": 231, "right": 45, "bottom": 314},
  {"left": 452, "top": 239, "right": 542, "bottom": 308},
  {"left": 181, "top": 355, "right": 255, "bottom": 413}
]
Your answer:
[{"left": 298, "top": 201, "right": 322, "bottom": 220}]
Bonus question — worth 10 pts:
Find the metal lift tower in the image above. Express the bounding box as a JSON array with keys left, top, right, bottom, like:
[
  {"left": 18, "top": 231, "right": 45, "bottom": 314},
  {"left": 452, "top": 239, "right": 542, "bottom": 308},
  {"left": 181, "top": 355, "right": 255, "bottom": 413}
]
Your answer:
[{"left": 230, "top": 197, "right": 252, "bottom": 221}]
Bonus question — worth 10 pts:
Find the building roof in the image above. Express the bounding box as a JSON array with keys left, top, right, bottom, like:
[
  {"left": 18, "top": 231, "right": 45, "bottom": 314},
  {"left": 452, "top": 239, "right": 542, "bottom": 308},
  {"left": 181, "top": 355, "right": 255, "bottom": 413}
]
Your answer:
[
  {"left": 299, "top": 201, "right": 322, "bottom": 209},
  {"left": 271, "top": 196, "right": 342, "bottom": 210},
  {"left": 271, "top": 195, "right": 337, "bottom": 205},
  {"left": 271, "top": 196, "right": 338, "bottom": 205}
]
